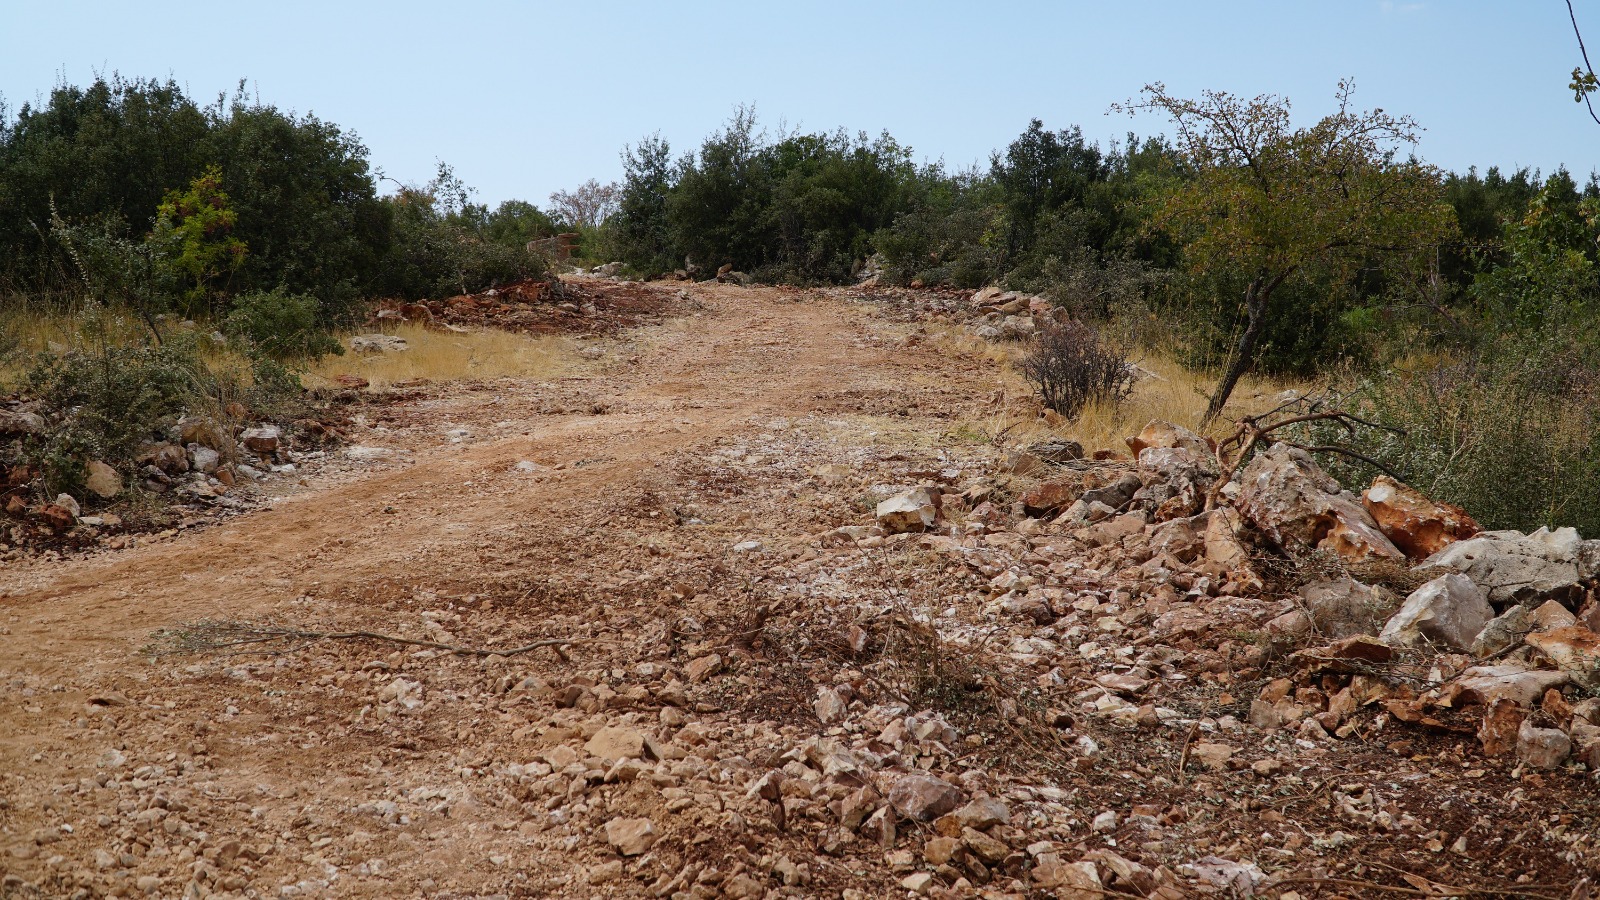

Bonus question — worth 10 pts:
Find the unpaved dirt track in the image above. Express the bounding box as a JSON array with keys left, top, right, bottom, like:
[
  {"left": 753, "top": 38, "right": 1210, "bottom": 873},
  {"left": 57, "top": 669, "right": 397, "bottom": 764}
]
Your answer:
[
  {"left": 5, "top": 283, "right": 1598, "bottom": 900},
  {"left": 0, "top": 283, "right": 1006, "bottom": 898}
]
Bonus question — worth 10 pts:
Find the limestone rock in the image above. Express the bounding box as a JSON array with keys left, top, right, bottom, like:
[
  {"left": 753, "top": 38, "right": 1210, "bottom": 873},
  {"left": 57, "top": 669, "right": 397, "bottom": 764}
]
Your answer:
[
  {"left": 84, "top": 461, "right": 121, "bottom": 499},
  {"left": 584, "top": 726, "right": 658, "bottom": 762},
  {"left": 1301, "top": 577, "right": 1400, "bottom": 640},
  {"left": 1516, "top": 719, "right": 1572, "bottom": 769},
  {"left": 1445, "top": 663, "right": 1571, "bottom": 708},
  {"left": 813, "top": 687, "right": 847, "bottom": 724},
  {"left": 888, "top": 774, "right": 966, "bottom": 822},
  {"left": 0, "top": 409, "right": 46, "bottom": 434},
  {"left": 1526, "top": 626, "right": 1600, "bottom": 691},
  {"left": 1379, "top": 574, "right": 1493, "bottom": 651},
  {"left": 240, "top": 426, "right": 281, "bottom": 456},
  {"left": 876, "top": 488, "right": 937, "bottom": 534},
  {"left": 1126, "top": 420, "right": 1210, "bottom": 458},
  {"left": 1361, "top": 475, "right": 1480, "bottom": 560},
  {"left": 1471, "top": 606, "right": 1533, "bottom": 658},
  {"left": 1422, "top": 527, "right": 1584, "bottom": 606},
  {"left": 604, "top": 817, "right": 657, "bottom": 856},
  {"left": 1236, "top": 443, "right": 1404, "bottom": 562}
]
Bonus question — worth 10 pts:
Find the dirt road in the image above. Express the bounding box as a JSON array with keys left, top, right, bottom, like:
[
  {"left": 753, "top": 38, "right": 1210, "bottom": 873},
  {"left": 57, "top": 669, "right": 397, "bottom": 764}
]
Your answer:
[
  {"left": 0, "top": 283, "right": 1008, "bottom": 898},
  {"left": 4, "top": 282, "right": 1596, "bottom": 899}
]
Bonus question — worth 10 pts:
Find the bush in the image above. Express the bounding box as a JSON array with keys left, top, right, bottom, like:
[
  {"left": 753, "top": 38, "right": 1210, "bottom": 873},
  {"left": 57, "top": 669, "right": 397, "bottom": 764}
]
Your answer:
[
  {"left": 1300, "top": 335, "right": 1600, "bottom": 535},
  {"left": 223, "top": 288, "right": 342, "bottom": 362},
  {"left": 1020, "top": 321, "right": 1136, "bottom": 421},
  {"left": 23, "top": 334, "right": 214, "bottom": 496}
]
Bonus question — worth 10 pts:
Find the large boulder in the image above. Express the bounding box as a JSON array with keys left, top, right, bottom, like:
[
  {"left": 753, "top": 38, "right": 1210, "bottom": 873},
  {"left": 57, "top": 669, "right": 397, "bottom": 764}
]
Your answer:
[
  {"left": 1379, "top": 573, "right": 1493, "bottom": 651},
  {"left": 1421, "top": 527, "right": 1584, "bottom": 607},
  {"left": 876, "top": 488, "right": 937, "bottom": 534},
  {"left": 1235, "top": 443, "right": 1404, "bottom": 562},
  {"left": 1361, "top": 476, "right": 1480, "bottom": 560},
  {"left": 0, "top": 409, "right": 46, "bottom": 435}
]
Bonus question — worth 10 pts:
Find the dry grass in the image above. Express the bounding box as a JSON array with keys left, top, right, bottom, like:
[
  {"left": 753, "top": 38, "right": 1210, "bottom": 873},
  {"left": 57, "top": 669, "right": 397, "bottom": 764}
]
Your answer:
[
  {"left": 929, "top": 325, "right": 1314, "bottom": 453},
  {"left": 303, "top": 323, "right": 582, "bottom": 390}
]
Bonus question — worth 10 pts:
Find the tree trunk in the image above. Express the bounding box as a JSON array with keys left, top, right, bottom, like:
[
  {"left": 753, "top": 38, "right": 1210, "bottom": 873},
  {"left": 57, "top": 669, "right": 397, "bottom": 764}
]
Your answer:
[{"left": 1202, "top": 277, "right": 1268, "bottom": 427}]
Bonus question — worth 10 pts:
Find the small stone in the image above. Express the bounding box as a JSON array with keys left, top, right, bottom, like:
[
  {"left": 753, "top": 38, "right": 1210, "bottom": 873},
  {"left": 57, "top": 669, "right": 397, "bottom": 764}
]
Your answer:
[
  {"left": 813, "top": 687, "right": 847, "bottom": 724},
  {"left": 889, "top": 774, "right": 966, "bottom": 822},
  {"left": 585, "top": 726, "right": 655, "bottom": 762},
  {"left": 240, "top": 425, "right": 280, "bottom": 455},
  {"left": 604, "top": 817, "right": 657, "bottom": 856},
  {"left": 924, "top": 836, "right": 962, "bottom": 866},
  {"left": 877, "top": 488, "right": 938, "bottom": 534},
  {"left": 685, "top": 654, "right": 722, "bottom": 683},
  {"left": 901, "top": 872, "right": 934, "bottom": 894},
  {"left": 1190, "top": 743, "right": 1236, "bottom": 772},
  {"left": 952, "top": 797, "right": 1010, "bottom": 830},
  {"left": 1516, "top": 719, "right": 1572, "bottom": 769},
  {"left": 961, "top": 827, "right": 1009, "bottom": 864},
  {"left": 1092, "top": 810, "right": 1119, "bottom": 833}
]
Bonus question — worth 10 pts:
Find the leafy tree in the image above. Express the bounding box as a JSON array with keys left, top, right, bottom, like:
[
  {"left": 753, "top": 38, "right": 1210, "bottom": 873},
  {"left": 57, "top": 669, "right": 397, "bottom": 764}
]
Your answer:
[
  {"left": 483, "top": 200, "right": 557, "bottom": 247},
  {"left": 607, "top": 134, "right": 677, "bottom": 274},
  {"left": 148, "top": 165, "right": 247, "bottom": 315},
  {"left": 1118, "top": 81, "right": 1458, "bottom": 423}
]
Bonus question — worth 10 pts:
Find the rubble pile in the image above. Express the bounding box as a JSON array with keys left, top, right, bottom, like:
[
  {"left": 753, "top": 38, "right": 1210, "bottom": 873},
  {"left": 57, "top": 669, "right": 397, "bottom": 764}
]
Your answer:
[{"left": 372, "top": 277, "right": 691, "bottom": 337}]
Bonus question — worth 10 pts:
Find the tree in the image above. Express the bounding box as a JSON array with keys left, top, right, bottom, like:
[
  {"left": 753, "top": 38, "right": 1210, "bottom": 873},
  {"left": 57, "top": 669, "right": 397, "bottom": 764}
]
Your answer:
[
  {"left": 147, "top": 165, "right": 247, "bottom": 315},
  {"left": 548, "top": 178, "right": 619, "bottom": 230},
  {"left": 1118, "top": 81, "right": 1457, "bottom": 423}
]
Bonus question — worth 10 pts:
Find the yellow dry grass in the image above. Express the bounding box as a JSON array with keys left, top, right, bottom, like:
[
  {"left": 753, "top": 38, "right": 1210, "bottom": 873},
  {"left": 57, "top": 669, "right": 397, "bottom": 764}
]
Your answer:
[
  {"left": 302, "top": 323, "right": 582, "bottom": 390},
  {"left": 928, "top": 325, "right": 1314, "bottom": 454}
]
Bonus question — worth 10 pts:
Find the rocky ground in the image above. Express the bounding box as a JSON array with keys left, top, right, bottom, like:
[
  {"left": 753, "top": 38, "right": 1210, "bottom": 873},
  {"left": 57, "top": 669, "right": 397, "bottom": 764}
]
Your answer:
[{"left": 2, "top": 281, "right": 1597, "bottom": 899}]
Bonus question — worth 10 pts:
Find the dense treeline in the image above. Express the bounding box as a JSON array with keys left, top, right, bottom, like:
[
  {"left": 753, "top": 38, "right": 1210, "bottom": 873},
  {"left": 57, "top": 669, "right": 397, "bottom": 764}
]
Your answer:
[
  {"left": 608, "top": 107, "right": 1599, "bottom": 375},
  {"left": 0, "top": 76, "right": 557, "bottom": 323},
  {"left": 605, "top": 100, "right": 1600, "bottom": 535}
]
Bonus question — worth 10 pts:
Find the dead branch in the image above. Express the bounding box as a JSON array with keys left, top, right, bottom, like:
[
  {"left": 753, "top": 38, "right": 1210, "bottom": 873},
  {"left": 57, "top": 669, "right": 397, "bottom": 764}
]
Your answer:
[
  {"left": 146, "top": 620, "right": 583, "bottom": 660},
  {"left": 1204, "top": 401, "right": 1406, "bottom": 511}
]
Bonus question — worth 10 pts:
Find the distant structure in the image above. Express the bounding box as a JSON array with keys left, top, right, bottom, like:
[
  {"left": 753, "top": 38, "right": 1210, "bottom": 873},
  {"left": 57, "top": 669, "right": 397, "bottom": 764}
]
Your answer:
[{"left": 527, "top": 233, "right": 580, "bottom": 262}]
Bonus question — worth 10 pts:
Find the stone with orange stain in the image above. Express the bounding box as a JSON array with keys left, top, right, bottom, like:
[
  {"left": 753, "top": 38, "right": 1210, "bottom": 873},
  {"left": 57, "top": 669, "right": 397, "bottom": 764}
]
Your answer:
[
  {"left": 1235, "top": 443, "right": 1403, "bottom": 563},
  {"left": 1360, "top": 476, "right": 1480, "bottom": 560},
  {"left": 1526, "top": 625, "right": 1600, "bottom": 691}
]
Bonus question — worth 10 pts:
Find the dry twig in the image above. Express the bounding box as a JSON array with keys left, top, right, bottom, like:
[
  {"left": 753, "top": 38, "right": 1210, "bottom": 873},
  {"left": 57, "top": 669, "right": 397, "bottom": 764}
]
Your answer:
[{"left": 145, "top": 620, "right": 582, "bottom": 659}]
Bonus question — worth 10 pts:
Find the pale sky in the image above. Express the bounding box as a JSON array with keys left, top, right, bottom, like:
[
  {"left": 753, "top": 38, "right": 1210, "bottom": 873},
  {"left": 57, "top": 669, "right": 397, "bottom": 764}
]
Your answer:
[{"left": 3, "top": 1, "right": 1595, "bottom": 207}]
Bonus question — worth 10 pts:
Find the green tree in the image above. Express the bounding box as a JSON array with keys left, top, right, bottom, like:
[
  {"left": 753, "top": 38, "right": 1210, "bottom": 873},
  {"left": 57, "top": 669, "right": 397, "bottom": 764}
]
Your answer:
[
  {"left": 1119, "top": 81, "right": 1458, "bottom": 423},
  {"left": 148, "top": 164, "right": 247, "bottom": 314}
]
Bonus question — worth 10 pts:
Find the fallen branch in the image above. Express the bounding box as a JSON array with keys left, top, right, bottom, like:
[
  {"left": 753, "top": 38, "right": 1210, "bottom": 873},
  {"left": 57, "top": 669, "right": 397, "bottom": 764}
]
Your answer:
[
  {"left": 145, "top": 620, "right": 583, "bottom": 660},
  {"left": 1204, "top": 399, "right": 1406, "bottom": 511}
]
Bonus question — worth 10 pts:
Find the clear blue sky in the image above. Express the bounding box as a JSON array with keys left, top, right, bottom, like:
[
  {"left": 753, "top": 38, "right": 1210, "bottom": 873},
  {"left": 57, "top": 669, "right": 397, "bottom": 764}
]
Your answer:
[{"left": 3, "top": 1, "right": 1594, "bottom": 207}]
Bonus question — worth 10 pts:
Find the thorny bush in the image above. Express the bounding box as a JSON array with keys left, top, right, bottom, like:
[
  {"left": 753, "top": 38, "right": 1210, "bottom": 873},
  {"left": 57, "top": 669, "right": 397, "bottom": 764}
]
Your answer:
[{"left": 1020, "top": 320, "right": 1136, "bottom": 421}]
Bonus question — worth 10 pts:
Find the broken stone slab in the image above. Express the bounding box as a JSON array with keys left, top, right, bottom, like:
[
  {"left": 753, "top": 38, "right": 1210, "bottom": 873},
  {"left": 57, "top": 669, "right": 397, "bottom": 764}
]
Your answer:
[
  {"left": 1442, "top": 663, "right": 1571, "bottom": 708},
  {"left": 1027, "top": 439, "right": 1084, "bottom": 463},
  {"left": 1075, "top": 510, "right": 1149, "bottom": 548},
  {"left": 1526, "top": 626, "right": 1600, "bottom": 691},
  {"left": 350, "top": 333, "right": 409, "bottom": 353},
  {"left": 0, "top": 409, "right": 46, "bottom": 434},
  {"left": 1379, "top": 573, "right": 1493, "bottom": 651},
  {"left": 1361, "top": 476, "right": 1480, "bottom": 560},
  {"left": 1301, "top": 577, "right": 1400, "bottom": 640},
  {"left": 1235, "top": 443, "right": 1404, "bottom": 563},
  {"left": 1421, "top": 527, "right": 1585, "bottom": 607},
  {"left": 604, "top": 817, "right": 657, "bottom": 856},
  {"left": 584, "top": 726, "right": 660, "bottom": 762},
  {"left": 876, "top": 488, "right": 937, "bottom": 534},
  {"left": 239, "top": 425, "right": 281, "bottom": 456},
  {"left": 1516, "top": 718, "right": 1572, "bottom": 769}
]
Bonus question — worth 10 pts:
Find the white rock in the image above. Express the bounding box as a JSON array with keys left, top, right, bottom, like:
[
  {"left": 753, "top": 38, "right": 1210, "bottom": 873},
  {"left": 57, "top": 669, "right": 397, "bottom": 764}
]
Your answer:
[{"left": 1380, "top": 574, "right": 1493, "bottom": 651}]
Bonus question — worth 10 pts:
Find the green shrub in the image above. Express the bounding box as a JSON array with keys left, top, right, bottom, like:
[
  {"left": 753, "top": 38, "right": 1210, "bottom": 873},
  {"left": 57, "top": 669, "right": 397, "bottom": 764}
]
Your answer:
[
  {"left": 1299, "top": 334, "right": 1600, "bottom": 535},
  {"left": 223, "top": 288, "right": 342, "bottom": 362},
  {"left": 23, "top": 336, "right": 214, "bottom": 495}
]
